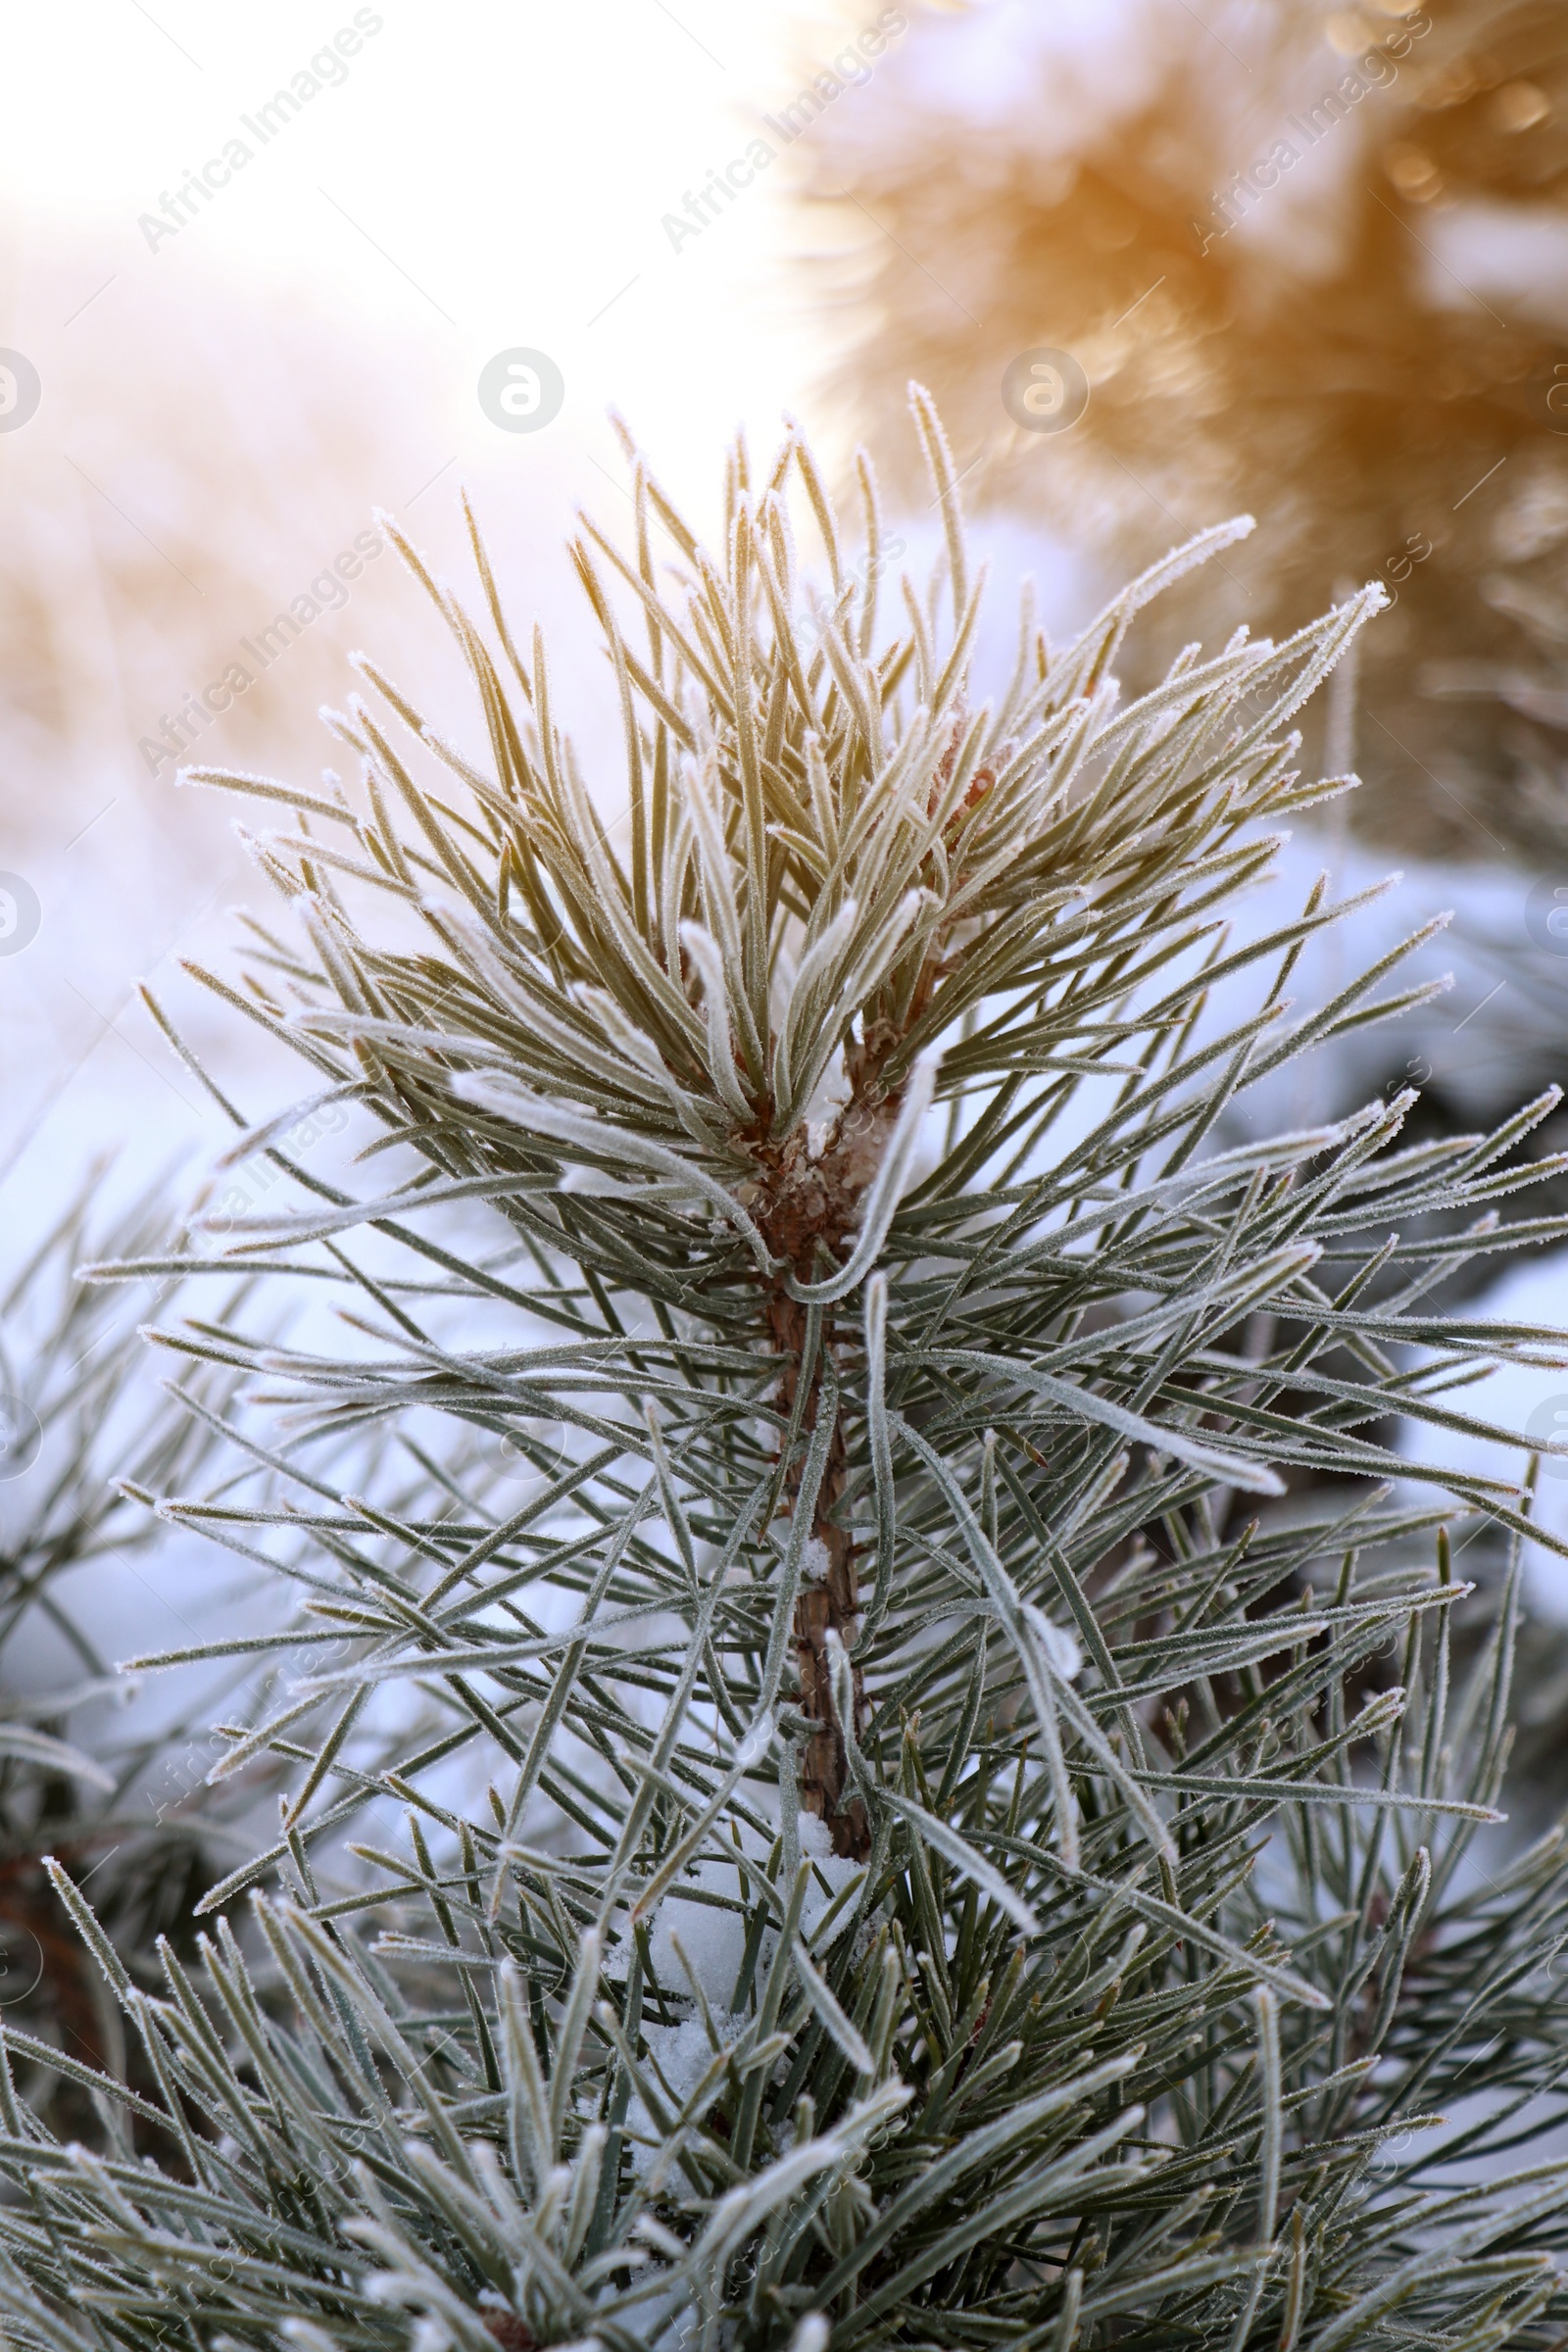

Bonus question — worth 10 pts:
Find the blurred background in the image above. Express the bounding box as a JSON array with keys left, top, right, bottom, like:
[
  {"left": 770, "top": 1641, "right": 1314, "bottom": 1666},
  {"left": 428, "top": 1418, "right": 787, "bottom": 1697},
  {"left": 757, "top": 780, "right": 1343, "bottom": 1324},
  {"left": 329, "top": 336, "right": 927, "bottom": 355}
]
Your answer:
[{"left": 9, "top": 0, "right": 1568, "bottom": 2055}]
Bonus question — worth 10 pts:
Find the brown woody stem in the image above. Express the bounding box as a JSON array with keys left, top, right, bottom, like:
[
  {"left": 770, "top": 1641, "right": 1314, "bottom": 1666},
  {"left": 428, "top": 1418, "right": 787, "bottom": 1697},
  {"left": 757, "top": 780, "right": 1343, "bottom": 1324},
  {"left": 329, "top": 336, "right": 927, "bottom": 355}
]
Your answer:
[{"left": 770, "top": 1288, "right": 870, "bottom": 1861}]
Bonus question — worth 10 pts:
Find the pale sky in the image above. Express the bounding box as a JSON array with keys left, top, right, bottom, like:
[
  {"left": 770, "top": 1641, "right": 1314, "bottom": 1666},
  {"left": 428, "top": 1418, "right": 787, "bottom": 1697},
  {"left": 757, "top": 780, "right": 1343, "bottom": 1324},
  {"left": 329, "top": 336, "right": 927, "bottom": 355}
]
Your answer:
[
  {"left": 0, "top": 0, "right": 920, "bottom": 1211},
  {"left": 0, "top": 0, "right": 884, "bottom": 513}
]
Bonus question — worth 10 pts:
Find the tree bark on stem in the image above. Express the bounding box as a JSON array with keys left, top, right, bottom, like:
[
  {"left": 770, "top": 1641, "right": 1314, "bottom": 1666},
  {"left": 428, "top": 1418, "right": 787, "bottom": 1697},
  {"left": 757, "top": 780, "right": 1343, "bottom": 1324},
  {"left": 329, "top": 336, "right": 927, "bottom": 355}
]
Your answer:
[{"left": 769, "top": 1288, "right": 870, "bottom": 1861}]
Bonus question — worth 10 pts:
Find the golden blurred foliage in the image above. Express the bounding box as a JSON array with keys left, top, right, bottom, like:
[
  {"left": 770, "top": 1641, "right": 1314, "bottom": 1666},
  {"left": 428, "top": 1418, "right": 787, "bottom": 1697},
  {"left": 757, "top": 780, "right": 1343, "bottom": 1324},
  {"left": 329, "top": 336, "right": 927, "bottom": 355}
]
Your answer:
[
  {"left": 0, "top": 216, "right": 440, "bottom": 881},
  {"left": 802, "top": 0, "right": 1568, "bottom": 859}
]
